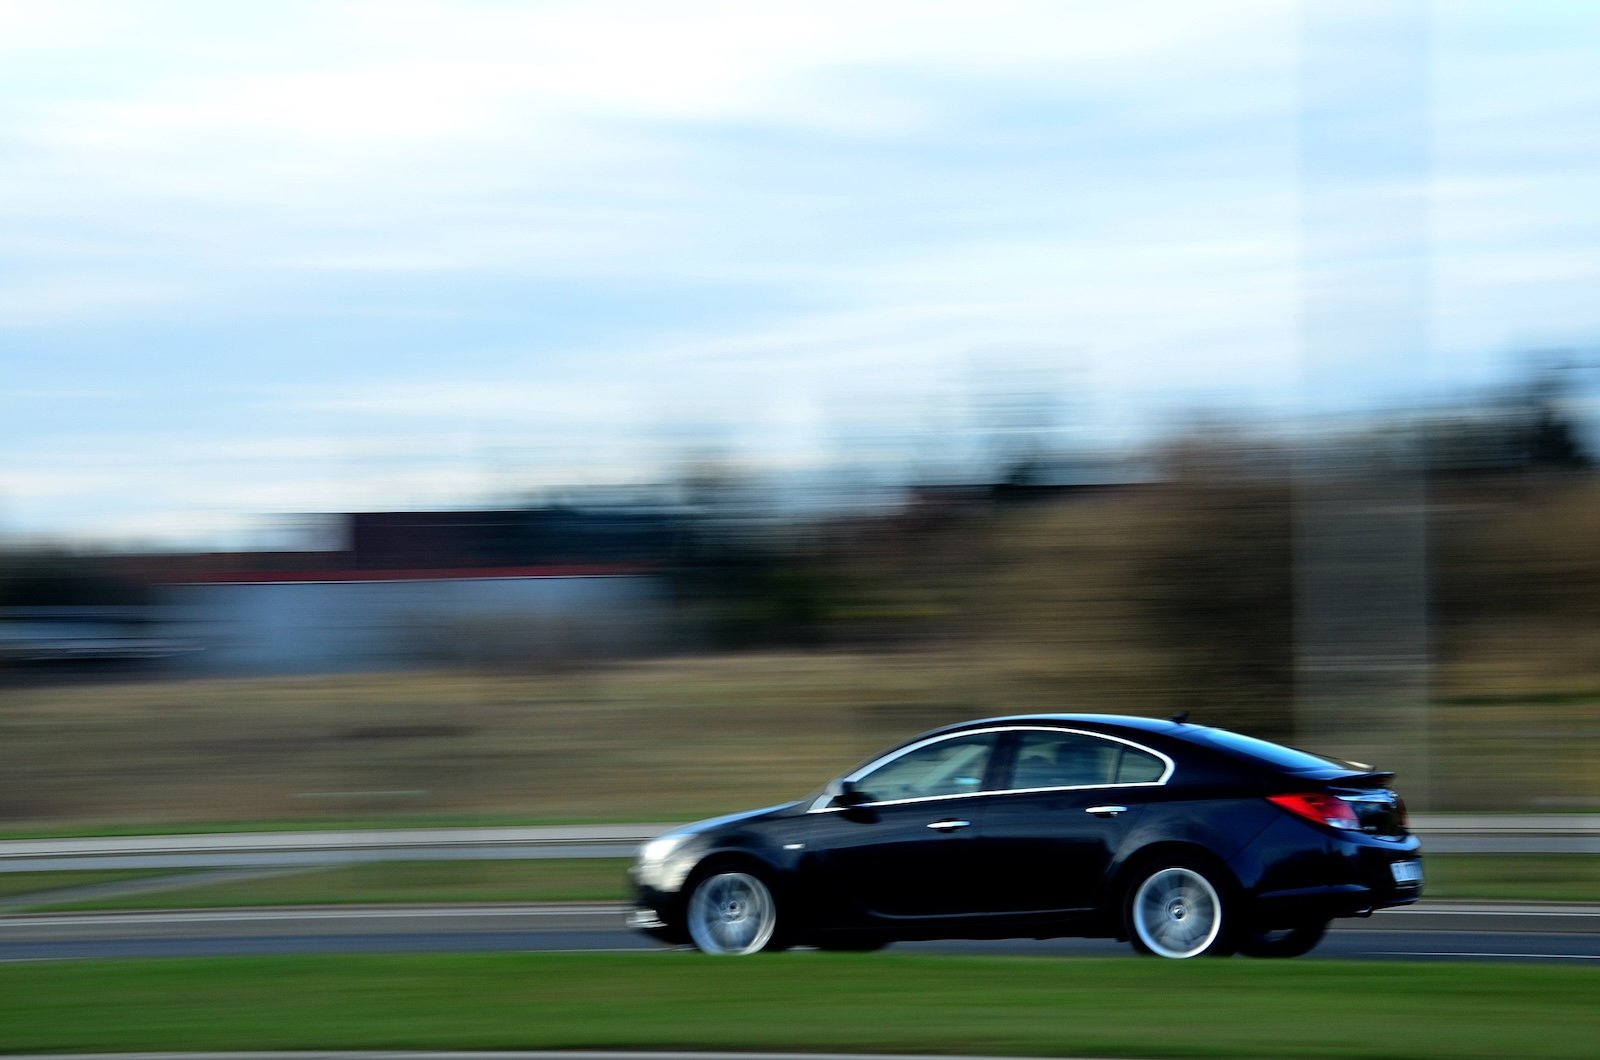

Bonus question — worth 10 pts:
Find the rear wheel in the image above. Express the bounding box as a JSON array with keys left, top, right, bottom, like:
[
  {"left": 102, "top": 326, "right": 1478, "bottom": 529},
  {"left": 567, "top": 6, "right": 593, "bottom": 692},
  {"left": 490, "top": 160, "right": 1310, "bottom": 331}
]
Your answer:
[
  {"left": 1126, "top": 863, "right": 1232, "bottom": 959},
  {"left": 686, "top": 870, "right": 781, "bottom": 955},
  {"left": 1239, "top": 919, "right": 1328, "bottom": 958}
]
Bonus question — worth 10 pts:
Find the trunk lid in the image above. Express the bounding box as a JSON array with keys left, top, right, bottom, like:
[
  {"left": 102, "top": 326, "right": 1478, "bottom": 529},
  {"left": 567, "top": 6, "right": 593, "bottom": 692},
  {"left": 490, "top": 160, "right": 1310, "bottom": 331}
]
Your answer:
[{"left": 1327, "top": 783, "right": 1409, "bottom": 837}]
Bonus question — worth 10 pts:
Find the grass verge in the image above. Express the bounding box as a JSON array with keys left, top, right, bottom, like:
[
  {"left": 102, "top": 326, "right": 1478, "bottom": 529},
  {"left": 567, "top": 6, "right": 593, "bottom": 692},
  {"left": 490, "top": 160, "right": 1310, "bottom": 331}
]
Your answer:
[
  {"left": 1425, "top": 853, "right": 1600, "bottom": 903},
  {"left": 15, "top": 859, "right": 631, "bottom": 912},
  {"left": 8, "top": 854, "right": 1595, "bottom": 912},
  {"left": 0, "top": 869, "right": 174, "bottom": 902},
  {"left": 2, "top": 952, "right": 1598, "bottom": 1057}
]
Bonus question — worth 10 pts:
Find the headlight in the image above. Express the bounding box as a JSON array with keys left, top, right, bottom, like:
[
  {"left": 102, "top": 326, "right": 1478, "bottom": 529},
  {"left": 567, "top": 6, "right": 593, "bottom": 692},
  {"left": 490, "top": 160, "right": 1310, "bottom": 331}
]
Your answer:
[
  {"left": 634, "top": 833, "right": 698, "bottom": 890},
  {"left": 638, "top": 833, "right": 689, "bottom": 866}
]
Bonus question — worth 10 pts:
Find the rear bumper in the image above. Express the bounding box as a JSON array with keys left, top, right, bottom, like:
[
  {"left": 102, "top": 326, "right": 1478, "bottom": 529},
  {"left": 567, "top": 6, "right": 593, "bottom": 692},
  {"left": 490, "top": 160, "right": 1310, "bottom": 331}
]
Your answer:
[
  {"left": 1239, "top": 816, "right": 1423, "bottom": 924},
  {"left": 1252, "top": 881, "right": 1420, "bottom": 923}
]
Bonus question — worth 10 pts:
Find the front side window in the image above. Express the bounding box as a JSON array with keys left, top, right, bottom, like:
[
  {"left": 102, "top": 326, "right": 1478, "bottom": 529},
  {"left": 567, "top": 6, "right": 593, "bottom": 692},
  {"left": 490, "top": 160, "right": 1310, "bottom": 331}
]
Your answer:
[{"left": 852, "top": 732, "right": 996, "bottom": 803}]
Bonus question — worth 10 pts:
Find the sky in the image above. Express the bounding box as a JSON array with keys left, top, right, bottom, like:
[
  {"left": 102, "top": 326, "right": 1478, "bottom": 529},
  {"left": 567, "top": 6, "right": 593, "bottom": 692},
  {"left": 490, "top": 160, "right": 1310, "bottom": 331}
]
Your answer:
[{"left": 2, "top": 1, "right": 1598, "bottom": 547}]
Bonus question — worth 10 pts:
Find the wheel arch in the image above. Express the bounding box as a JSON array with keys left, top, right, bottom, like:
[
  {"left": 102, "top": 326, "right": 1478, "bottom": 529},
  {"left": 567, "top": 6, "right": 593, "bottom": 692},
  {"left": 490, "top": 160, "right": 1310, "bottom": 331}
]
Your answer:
[{"left": 684, "top": 848, "right": 785, "bottom": 888}]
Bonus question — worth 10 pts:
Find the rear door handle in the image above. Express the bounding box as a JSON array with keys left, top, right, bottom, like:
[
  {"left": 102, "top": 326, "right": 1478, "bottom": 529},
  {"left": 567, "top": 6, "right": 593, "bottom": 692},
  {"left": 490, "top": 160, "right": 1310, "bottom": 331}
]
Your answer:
[
  {"left": 927, "top": 819, "right": 971, "bottom": 832},
  {"left": 1085, "top": 805, "right": 1127, "bottom": 818}
]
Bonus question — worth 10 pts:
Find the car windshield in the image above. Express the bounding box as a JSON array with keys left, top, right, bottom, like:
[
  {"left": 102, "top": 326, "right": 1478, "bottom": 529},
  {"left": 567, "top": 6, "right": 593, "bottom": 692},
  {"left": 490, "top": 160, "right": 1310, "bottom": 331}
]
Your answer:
[{"left": 1185, "top": 727, "right": 1347, "bottom": 773}]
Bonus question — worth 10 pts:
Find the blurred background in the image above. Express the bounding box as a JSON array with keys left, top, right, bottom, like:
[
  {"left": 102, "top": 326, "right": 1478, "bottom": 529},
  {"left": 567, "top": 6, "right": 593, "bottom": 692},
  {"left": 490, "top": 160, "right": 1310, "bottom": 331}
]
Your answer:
[{"left": 2, "top": 1, "right": 1598, "bottom": 837}]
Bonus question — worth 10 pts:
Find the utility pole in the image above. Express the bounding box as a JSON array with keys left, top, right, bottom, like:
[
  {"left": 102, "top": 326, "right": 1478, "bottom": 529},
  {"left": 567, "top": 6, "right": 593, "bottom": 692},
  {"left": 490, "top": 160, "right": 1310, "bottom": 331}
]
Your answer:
[{"left": 1295, "top": 1, "right": 1434, "bottom": 808}]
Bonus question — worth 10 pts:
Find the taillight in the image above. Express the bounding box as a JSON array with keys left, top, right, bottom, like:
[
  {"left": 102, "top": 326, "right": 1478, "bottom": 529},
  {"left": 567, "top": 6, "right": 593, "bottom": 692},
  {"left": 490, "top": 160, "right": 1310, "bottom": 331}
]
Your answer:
[
  {"left": 1268, "top": 792, "right": 1361, "bottom": 831},
  {"left": 1394, "top": 795, "right": 1409, "bottom": 829}
]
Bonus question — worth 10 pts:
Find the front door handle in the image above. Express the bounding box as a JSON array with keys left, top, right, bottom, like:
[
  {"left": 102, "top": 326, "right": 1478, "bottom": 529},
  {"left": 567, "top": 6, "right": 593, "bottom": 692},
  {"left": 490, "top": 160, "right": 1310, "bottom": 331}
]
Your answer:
[
  {"left": 1085, "top": 805, "right": 1128, "bottom": 818},
  {"left": 927, "top": 819, "right": 972, "bottom": 832}
]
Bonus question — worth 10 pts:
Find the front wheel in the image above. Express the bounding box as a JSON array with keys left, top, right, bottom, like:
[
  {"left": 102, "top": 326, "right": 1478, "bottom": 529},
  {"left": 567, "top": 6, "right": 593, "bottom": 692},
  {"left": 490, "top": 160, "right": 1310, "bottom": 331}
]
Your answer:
[
  {"left": 1239, "top": 919, "right": 1328, "bottom": 958},
  {"left": 686, "top": 870, "right": 781, "bottom": 955},
  {"left": 1126, "top": 863, "right": 1232, "bottom": 959}
]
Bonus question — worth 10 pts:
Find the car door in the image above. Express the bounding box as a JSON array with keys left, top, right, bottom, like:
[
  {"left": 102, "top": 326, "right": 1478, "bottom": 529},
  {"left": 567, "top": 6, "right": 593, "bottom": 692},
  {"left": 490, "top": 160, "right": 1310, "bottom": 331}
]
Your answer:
[
  {"left": 974, "top": 728, "right": 1169, "bottom": 914},
  {"left": 807, "top": 730, "right": 1001, "bottom": 920}
]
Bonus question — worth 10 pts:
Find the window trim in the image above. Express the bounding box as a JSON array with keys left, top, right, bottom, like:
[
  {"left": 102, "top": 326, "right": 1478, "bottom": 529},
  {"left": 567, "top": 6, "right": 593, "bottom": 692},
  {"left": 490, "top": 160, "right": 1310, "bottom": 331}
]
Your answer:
[
  {"left": 995, "top": 725, "right": 1174, "bottom": 795},
  {"left": 808, "top": 725, "right": 1174, "bottom": 812}
]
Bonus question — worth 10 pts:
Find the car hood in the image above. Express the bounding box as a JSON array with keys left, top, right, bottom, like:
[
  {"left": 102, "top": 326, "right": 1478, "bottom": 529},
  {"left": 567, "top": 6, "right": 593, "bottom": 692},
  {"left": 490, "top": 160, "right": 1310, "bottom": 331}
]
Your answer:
[{"left": 670, "top": 801, "right": 801, "bottom": 838}]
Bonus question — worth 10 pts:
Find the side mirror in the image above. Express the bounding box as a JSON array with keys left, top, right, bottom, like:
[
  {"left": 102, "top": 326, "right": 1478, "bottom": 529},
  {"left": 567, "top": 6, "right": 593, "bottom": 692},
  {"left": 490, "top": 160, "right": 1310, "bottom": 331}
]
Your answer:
[{"left": 834, "top": 779, "right": 871, "bottom": 808}]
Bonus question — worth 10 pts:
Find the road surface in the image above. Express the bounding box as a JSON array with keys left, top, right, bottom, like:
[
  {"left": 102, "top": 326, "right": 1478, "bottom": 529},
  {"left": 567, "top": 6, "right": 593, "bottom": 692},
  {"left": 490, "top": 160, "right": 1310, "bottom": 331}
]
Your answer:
[{"left": 3, "top": 901, "right": 1596, "bottom": 964}]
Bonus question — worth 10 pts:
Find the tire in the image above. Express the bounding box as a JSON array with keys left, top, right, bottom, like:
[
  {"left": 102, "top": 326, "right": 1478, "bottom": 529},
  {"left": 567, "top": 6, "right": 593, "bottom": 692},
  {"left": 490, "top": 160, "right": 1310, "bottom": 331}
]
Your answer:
[
  {"left": 685, "top": 869, "right": 782, "bottom": 955},
  {"left": 1125, "top": 862, "right": 1233, "bottom": 959},
  {"left": 1239, "top": 919, "right": 1328, "bottom": 958}
]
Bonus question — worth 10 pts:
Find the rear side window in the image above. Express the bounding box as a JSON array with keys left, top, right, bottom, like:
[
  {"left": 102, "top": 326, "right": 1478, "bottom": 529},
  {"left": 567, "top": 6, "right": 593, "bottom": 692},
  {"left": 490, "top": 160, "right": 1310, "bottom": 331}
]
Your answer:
[
  {"left": 1007, "top": 731, "right": 1167, "bottom": 789},
  {"left": 1116, "top": 749, "right": 1166, "bottom": 783}
]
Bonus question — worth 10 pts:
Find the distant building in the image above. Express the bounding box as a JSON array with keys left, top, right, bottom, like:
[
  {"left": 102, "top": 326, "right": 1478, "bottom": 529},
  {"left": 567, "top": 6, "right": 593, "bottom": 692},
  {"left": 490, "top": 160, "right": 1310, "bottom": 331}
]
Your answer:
[
  {"left": 129, "top": 506, "right": 687, "bottom": 677},
  {"left": 346, "top": 507, "right": 686, "bottom": 570},
  {"left": 164, "top": 565, "right": 668, "bottom": 675},
  {"left": 0, "top": 606, "right": 197, "bottom": 665}
]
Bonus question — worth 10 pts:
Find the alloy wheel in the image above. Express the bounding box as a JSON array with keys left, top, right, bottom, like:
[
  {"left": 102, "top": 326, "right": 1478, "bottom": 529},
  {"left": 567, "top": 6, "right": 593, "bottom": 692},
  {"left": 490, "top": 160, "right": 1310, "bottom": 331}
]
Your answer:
[
  {"left": 1130, "top": 865, "right": 1224, "bottom": 958},
  {"left": 686, "top": 871, "right": 778, "bottom": 955}
]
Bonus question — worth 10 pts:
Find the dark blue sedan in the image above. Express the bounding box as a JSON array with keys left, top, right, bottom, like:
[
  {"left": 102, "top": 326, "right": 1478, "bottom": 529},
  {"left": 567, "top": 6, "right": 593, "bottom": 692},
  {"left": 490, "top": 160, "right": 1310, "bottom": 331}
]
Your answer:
[{"left": 629, "top": 714, "right": 1422, "bottom": 958}]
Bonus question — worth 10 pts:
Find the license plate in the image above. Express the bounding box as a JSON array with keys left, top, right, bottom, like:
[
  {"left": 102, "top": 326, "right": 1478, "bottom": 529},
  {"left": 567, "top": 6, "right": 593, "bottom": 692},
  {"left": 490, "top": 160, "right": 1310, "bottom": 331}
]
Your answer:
[{"left": 1391, "top": 859, "right": 1423, "bottom": 885}]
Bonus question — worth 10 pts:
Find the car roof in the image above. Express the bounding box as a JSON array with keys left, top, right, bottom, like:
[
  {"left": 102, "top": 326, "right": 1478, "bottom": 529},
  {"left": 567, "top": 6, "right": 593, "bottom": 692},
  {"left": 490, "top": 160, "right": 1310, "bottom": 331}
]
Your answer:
[{"left": 928, "top": 713, "right": 1188, "bottom": 739}]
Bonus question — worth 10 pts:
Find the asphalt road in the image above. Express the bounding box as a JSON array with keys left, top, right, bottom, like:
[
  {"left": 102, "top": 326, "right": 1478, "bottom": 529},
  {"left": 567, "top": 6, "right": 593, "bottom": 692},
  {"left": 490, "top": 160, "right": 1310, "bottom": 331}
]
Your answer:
[{"left": 3, "top": 902, "right": 1597, "bottom": 964}]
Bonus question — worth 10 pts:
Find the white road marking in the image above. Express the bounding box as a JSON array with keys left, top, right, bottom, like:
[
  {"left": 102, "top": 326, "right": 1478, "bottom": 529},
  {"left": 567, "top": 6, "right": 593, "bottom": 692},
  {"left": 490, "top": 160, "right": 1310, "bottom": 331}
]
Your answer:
[
  {"left": 1375, "top": 907, "right": 1600, "bottom": 918},
  {"left": 1375, "top": 951, "right": 1600, "bottom": 960},
  {"left": 1, "top": 906, "right": 622, "bottom": 927}
]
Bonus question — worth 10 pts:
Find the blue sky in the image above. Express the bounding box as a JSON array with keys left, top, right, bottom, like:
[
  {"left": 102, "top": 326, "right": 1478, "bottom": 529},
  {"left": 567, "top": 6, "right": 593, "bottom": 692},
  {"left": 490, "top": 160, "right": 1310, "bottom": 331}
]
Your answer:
[{"left": 2, "top": 1, "right": 1598, "bottom": 546}]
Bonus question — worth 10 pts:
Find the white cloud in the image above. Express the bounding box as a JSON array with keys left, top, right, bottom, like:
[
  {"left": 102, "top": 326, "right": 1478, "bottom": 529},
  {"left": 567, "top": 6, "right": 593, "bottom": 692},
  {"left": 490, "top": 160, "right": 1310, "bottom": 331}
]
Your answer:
[{"left": 0, "top": 0, "right": 1305, "bottom": 328}]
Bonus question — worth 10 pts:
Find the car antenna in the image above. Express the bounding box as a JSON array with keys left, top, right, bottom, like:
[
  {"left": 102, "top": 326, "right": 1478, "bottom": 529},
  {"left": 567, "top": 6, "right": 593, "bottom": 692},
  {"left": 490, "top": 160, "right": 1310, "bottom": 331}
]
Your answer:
[{"left": 1170, "top": 711, "right": 1189, "bottom": 724}]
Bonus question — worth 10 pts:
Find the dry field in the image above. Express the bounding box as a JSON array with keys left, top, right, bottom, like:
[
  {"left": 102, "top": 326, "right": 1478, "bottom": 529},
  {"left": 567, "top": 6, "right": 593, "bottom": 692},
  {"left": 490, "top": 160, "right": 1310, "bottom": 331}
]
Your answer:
[
  {"left": 0, "top": 651, "right": 1048, "bottom": 831},
  {"left": 3, "top": 646, "right": 1597, "bottom": 835}
]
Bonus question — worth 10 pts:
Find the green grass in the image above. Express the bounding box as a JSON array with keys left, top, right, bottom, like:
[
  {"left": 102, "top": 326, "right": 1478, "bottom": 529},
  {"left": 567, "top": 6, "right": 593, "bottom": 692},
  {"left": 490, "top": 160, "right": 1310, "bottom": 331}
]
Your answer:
[
  {"left": 1425, "top": 854, "right": 1600, "bottom": 903},
  {"left": 2, "top": 953, "right": 1597, "bottom": 1057},
  {"left": 0, "top": 869, "right": 174, "bottom": 902},
  {"left": 16, "top": 858, "right": 631, "bottom": 912},
  {"left": 9, "top": 854, "right": 1595, "bottom": 913}
]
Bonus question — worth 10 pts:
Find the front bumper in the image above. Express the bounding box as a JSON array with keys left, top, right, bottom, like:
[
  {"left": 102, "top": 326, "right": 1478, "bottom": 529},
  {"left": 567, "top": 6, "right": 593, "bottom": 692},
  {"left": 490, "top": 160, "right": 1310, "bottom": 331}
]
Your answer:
[
  {"left": 628, "top": 879, "right": 690, "bottom": 944},
  {"left": 627, "top": 907, "right": 667, "bottom": 931}
]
